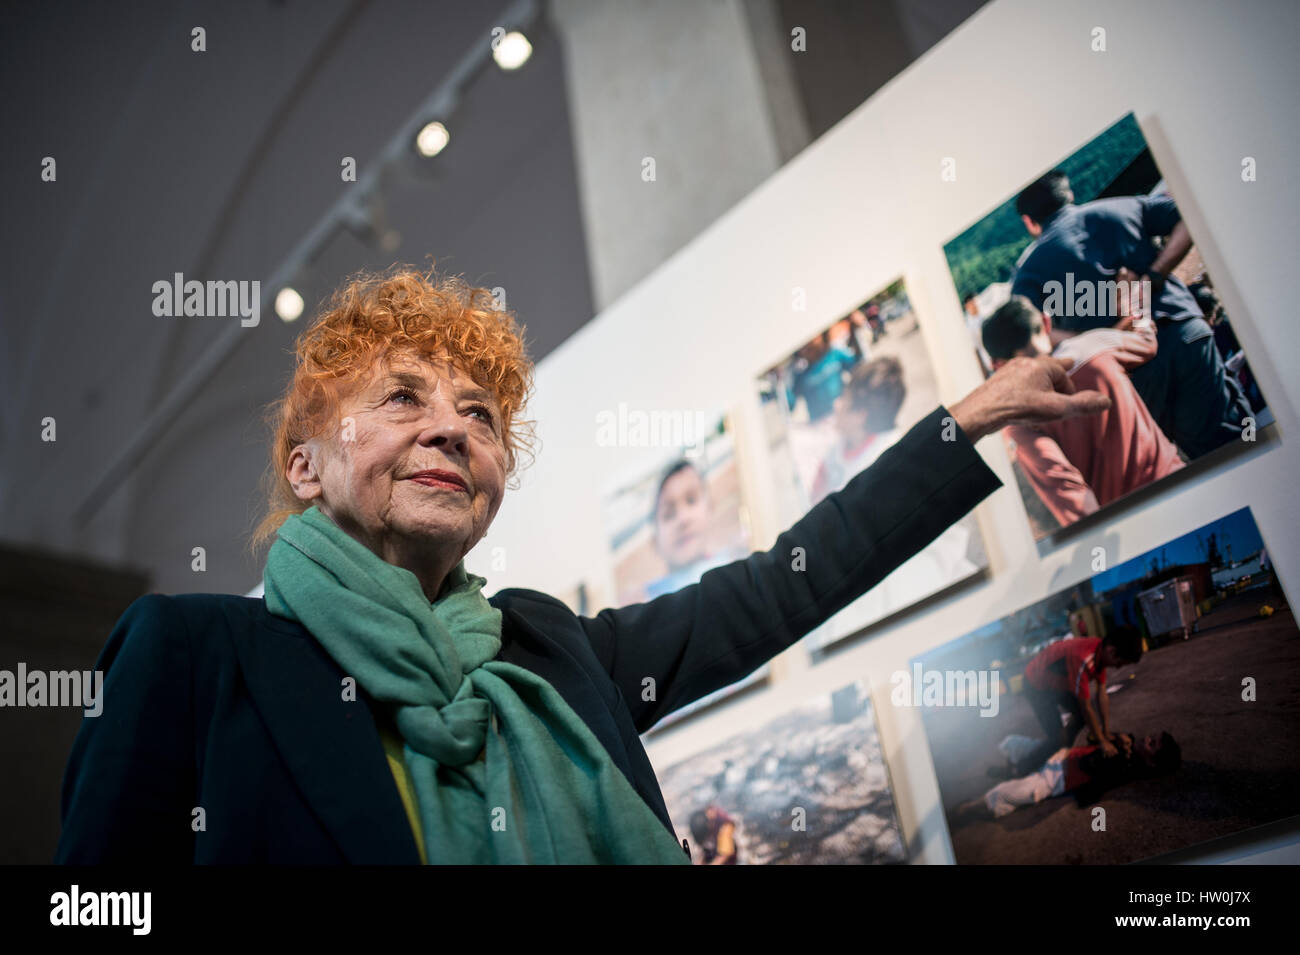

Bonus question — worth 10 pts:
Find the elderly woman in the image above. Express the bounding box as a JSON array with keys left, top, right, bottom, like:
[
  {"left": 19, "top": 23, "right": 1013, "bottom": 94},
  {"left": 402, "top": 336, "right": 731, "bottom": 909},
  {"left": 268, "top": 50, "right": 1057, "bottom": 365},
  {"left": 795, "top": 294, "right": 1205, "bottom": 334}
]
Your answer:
[{"left": 55, "top": 267, "right": 1107, "bottom": 865}]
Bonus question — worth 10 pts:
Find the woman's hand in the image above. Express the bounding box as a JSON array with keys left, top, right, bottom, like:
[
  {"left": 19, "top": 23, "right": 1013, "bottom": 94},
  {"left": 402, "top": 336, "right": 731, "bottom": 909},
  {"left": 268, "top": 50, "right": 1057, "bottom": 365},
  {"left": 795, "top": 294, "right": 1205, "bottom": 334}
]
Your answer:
[{"left": 949, "top": 355, "right": 1111, "bottom": 443}]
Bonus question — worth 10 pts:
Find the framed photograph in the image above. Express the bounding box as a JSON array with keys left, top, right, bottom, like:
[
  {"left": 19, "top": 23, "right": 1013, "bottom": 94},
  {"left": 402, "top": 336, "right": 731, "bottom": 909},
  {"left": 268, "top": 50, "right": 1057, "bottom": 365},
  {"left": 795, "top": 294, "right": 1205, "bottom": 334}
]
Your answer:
[
  {"left": 601, "top": 413, "right": 767, "bottom": 730},
  {"left": 653, "top": 679, "right": 906, "bottom": 864},
  {"left": 756, "top": 277, "right": 988, "bottom": 651},
  {"left": 944, "top": 112, "right": 1274, "bottom": 540},
  {"left": 911, "top": 506, "right": 1298, "bottom": 864}
]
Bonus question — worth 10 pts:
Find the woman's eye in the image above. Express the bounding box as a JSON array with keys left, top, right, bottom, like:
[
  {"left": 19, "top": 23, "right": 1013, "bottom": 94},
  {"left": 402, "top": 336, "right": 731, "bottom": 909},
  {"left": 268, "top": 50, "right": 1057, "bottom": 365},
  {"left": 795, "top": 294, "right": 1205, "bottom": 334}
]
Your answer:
[
  {"left": 388, "top": 388, "right": 417, "bottom": 405},
  {"left": 466, "top": 404, "right": 495, "bottom": 426}
]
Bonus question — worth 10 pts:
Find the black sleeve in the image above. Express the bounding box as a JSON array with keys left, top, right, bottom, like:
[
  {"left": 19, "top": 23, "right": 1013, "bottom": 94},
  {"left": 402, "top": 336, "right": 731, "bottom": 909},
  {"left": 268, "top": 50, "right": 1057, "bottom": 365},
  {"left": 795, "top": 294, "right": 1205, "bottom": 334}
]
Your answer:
[
  {"left": 54, "top": 594, "right": 197, "bottom": 863},
  {"left": 580, "top": 405, "right": 1003, "bottom": 733}
]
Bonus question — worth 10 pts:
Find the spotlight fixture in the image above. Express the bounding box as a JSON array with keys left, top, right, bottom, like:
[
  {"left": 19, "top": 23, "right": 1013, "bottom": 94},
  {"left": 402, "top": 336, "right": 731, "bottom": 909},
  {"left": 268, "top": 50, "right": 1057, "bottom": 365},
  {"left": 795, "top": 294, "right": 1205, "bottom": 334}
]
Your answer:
[
  {"left": 493, "top": 31, "right": 532, "bottom": 70},
  {"left": 275, "top": 286, "right": 305, "bottom": 322},
  {"left": 415, "top": 121, "right": 450, "bottom": 158}
]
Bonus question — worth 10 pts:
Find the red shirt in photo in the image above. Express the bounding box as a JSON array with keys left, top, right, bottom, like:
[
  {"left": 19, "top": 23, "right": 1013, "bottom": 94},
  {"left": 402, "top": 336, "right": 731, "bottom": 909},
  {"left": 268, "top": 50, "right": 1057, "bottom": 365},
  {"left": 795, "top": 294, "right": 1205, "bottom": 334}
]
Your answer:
[
  {"left": 1024, "top": 636, "right": 1106, "bottom": 704},
  {"left": 1063, "top": 744, "right": 1099, "bottom": 791}
]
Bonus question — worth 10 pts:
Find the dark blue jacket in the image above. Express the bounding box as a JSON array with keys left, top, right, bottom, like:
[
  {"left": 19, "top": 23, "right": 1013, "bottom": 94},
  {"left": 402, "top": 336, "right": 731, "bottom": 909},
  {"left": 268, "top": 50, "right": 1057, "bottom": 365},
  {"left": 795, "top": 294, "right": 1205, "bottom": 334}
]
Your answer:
[{"left": 54, "top": 406, "right": 1000, "bottom": 863}]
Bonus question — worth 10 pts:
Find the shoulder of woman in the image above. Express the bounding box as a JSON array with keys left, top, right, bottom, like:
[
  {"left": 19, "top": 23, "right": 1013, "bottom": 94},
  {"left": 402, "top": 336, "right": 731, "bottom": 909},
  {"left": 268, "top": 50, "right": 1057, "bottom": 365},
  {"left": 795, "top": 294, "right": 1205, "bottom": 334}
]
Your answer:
[
  {"left": 488, "top": 587, "right": 575, "bottom": 617},
  {"left": 112, "top": 592, "right": 297, "bottom": 656}
]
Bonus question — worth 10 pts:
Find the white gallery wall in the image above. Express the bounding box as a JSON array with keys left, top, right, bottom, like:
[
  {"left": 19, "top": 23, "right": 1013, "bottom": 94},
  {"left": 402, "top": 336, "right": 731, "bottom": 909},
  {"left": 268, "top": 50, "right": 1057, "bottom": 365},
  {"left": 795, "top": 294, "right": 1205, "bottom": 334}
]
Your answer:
[{"left": 467, "top": 0, "right": 1300, "bottom": 862}]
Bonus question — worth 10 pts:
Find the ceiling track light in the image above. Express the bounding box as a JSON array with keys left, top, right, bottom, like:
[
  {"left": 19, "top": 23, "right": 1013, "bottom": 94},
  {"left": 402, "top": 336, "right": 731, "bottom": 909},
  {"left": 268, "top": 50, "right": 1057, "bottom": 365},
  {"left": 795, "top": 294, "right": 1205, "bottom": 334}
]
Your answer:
[
  {"left": 275, "top": 286, "right": 305, "bottom": 322},
  {"left": 74, "top": 0, "right": 542, "bottom": 523},
  {"left": 492, "top": 30, "right": 532, "bottom": 70},
  {"left": 414, "top": 120, "right": 451, "bottom": 158}
]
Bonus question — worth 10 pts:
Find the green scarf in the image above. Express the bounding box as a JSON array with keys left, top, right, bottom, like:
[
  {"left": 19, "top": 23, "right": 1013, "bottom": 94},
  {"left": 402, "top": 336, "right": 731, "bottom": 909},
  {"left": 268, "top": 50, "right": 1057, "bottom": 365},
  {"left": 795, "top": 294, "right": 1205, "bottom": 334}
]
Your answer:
[{"left": 262, "top": 505, "right": 689, "bottom": 865}]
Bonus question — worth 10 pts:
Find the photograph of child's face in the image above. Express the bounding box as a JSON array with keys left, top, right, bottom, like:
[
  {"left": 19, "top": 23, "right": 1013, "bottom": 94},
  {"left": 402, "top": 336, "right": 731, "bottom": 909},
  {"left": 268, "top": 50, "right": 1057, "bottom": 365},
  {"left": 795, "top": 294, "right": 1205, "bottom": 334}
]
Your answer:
[
  {"left": 601, "top": 415, "right": 764, "bottom": 731},
  {"left": 756, "top": 278, "right": 988, "bottom": 652},
  {"left": 652, "top": 463, "right": 711, "bottom": 572},
  {"left": 602, "top": 417, "right": 748, "bottom": 606},
  {"left": 944, "top": 112, "right": 1274, "bottom": 541},
  {"left": 914, "top": 507, "right": 1299, "bottom": 864}
]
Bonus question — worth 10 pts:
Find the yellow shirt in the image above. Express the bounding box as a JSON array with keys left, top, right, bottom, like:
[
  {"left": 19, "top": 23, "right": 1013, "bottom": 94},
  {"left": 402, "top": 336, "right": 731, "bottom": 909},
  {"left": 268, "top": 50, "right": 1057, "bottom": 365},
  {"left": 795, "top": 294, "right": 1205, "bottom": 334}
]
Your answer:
[
  {"left": 377, "top": 718, "right": 488, "bottom": 865},
  {"left": 377, "top": 722, "right": 428, "bottom": 864}
]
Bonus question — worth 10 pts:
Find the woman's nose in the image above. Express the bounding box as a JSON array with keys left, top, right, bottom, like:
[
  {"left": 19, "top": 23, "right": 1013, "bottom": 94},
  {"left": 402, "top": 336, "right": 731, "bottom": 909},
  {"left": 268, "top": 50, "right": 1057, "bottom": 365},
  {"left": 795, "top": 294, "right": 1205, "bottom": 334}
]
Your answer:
[{"left": 420, "top": 407, "right": 469, "bottom": 456}]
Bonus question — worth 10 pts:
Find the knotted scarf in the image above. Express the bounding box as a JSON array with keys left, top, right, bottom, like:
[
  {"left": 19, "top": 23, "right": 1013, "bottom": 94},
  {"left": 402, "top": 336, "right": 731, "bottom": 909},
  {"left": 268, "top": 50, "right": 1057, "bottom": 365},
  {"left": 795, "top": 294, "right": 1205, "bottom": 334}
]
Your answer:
[{"left": 263, "top": 504, "right": 689, "bottom": 864}]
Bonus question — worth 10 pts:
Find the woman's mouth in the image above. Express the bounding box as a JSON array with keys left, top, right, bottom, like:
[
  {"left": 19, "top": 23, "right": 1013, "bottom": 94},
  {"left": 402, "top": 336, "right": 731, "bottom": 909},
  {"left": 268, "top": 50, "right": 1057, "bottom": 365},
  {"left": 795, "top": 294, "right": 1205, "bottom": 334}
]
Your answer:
[{"left": 407, "top": 469, "right": 469, "bottom": 493}]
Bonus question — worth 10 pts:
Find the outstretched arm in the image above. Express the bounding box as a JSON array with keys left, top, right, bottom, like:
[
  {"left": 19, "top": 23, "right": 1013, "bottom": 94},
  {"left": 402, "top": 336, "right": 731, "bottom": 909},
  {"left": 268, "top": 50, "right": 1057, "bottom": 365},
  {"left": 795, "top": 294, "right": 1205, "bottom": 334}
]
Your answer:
[
  {"left": 582, "top": 356, "right": 1111, "bottom": 733},
  {"left": 584, "top": 404, "right": 1001, "bottom": 732}
]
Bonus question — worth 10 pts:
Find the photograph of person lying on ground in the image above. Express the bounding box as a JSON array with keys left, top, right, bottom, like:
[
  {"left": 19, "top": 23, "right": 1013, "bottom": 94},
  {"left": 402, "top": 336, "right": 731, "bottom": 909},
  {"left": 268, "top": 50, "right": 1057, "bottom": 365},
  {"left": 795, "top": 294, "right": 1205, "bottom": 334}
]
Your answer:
[
  {"left": 915, "top": 506, "right": 1300, "bottom": 864},
  {"left": 952, "top": 730, "right": 1180, "bottom": 824}
]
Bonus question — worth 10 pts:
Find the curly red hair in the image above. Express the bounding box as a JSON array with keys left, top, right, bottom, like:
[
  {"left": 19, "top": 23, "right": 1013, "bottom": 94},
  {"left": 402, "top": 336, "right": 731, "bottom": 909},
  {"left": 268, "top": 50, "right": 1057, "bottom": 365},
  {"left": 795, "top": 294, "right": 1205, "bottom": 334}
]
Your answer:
[{"left": 250, "top": 264, "right": 536, "bottom": 554}]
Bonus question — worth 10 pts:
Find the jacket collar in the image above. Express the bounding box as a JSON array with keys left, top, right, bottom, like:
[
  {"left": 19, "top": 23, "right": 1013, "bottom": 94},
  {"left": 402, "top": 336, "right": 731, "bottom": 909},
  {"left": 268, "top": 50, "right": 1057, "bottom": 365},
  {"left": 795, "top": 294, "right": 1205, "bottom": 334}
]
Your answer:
[{"left": 228, "top": 599, "right": 422, "bottom": 864}]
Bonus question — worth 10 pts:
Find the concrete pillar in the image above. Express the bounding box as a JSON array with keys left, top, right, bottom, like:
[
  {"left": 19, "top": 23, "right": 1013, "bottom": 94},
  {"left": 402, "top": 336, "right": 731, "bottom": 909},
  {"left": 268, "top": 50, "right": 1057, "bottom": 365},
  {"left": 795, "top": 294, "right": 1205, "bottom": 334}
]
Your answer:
[{"left": 549, "top": 0, "right": 810, "bottom": 310}]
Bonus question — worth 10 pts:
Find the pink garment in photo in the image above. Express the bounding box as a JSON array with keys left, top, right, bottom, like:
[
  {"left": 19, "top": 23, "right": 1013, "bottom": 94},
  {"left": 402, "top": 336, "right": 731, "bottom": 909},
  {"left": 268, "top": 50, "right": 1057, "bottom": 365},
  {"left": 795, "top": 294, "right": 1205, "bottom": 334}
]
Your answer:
[{"left": 1006, "top": 323, "right": 1184, "bottom": 526}]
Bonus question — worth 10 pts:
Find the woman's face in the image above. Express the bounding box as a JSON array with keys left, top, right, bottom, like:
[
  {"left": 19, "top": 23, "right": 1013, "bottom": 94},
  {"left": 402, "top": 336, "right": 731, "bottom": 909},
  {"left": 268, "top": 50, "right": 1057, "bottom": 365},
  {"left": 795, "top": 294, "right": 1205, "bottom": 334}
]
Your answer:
[{"left": 288, "top": 353, "right": 508, "bottom": 576}]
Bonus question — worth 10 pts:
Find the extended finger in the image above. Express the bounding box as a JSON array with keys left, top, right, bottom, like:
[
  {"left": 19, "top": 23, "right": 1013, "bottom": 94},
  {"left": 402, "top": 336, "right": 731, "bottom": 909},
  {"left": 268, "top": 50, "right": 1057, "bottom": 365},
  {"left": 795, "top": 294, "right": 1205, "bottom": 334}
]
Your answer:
[
  {"left": 1058, "top": 389, "right": 1111, "bottom": 417},
  {"left": 1044, "top": 358, "right": 1077, "bottom": 394},
  {"left": 1021, "top": 388, "right": 1110, "bottom": 424}
]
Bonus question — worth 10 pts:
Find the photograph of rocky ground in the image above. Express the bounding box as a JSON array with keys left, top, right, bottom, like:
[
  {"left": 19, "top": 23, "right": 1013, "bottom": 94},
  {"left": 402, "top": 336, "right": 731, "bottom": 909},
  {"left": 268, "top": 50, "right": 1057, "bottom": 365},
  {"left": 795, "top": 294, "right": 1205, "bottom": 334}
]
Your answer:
[{"left": 656, "top": 682, "right": 906, "bottom": 864}]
